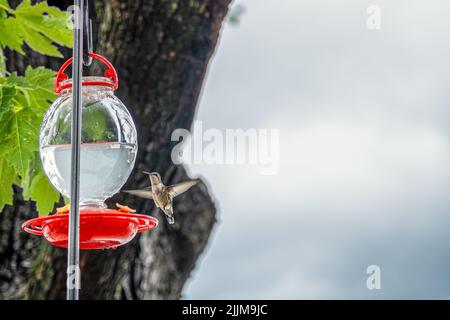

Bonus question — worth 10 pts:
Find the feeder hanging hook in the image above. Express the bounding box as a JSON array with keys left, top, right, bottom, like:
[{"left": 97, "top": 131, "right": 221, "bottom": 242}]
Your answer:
[{"left": 82, "top": 0, "right": 93, "bottom": 66}]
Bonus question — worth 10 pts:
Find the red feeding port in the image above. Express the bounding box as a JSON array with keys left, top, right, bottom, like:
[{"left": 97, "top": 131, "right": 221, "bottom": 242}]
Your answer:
[{"left": 22, "top": 209, "right": 158, "bottom": 250}]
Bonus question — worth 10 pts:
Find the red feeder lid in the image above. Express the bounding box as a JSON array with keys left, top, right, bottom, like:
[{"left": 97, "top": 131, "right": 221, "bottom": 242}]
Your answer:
[
  {"left": 22, "top": 209, "right": 158, "bottom": 250},
  {"left": 54, "top": 52, "right": 119, "bottom": 94}
]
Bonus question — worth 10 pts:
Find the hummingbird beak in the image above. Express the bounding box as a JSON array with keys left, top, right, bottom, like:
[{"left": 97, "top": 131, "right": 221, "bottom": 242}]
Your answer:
[
  {"left": 143, "top": 171, "right": 160, "bottom": 176},
  {"left": 144, "top": 171, "right": 162, "bottom": 186}
]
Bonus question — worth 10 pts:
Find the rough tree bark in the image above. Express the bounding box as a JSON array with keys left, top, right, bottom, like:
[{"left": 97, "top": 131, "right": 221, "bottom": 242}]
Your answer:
[{"left": 0, "top": 0, "right": 231, "bottom": 299}]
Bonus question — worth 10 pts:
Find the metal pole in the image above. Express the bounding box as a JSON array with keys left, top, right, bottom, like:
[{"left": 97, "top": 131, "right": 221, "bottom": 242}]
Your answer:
[{"left": 67, "top": 0, "right": 84, "bottom": 300}]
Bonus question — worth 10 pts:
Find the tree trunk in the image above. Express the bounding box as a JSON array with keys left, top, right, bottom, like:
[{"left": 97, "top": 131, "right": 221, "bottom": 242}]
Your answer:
[{"left": 0, "top": 0, "right": 230, "bottom": 299}]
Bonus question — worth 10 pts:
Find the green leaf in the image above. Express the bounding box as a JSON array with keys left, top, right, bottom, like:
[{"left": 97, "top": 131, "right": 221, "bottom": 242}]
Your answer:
[
  {"left": 4, "top": 67, "right": 55, "bottom": 113},
  {"left": 16, "top": 1, "right": 73, "bottom": 47},
  {"left": 0, "top": 2, "right": 69, "bottom": 213},
  {"left": 0, "top": 0, "right": 72, "bottom": 57},
  {"left": 0, "top": 20, "right": 24, "bottom": 54},
  {"left": 0, "top": 65, "right": 60, "bottom": 213},
  {"left": 0, "top": 158, "right": 18, "bottom": 208},
  {"left": 0, "top": 106, "right": 40, "bottom": 176},
  {"left": 0, "top": 84, "right": 16, "bottom": 120},
  {"left": 0, "top": 66, "right": 55, "bottom": 178},
  {"left": 25, "top": 168, "right": 60, "bottom": 215},
  {"left": 0, "top": 48, "right": 5, "bottom": 77},
  {"left": 0, "top": 0, "right": 11, "bottom": 11},
  {"left": 24, "top": 66, "right": 56, "bottom": 111}
]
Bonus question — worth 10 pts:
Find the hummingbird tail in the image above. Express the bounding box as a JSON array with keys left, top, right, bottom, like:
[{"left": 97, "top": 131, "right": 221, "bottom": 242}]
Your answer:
[{"left": 166, "top": 215, "right": 175, "bottom": 224}]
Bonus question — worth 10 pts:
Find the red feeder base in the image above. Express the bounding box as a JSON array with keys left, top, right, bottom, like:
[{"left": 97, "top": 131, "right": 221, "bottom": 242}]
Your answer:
[{"left": 22, "top": 209, "right": 158, "bottom": 250}]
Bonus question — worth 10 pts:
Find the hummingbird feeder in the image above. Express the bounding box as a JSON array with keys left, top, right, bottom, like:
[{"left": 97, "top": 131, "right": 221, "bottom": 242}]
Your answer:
[
  {"left": 21, "top": 0, "right": 157, "bottom": 300},
  {"left": 22, "top": 52, "right": 158, "bottom": 249}
]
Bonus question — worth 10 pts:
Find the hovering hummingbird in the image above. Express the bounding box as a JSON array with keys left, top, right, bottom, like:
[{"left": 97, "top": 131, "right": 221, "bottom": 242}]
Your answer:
[{"left": 123, "top": 171, "right": 198, "bottom": 224}]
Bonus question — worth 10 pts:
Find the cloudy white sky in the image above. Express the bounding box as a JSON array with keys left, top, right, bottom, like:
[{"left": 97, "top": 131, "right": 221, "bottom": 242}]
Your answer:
[{"left": 183, "top": 0, "right": 450, "bottom": 299}]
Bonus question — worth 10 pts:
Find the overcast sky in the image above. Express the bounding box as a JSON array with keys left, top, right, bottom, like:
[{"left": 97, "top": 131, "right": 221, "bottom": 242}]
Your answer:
[{"left": 183, "top": 0, "right": 450, "bottom": 299}]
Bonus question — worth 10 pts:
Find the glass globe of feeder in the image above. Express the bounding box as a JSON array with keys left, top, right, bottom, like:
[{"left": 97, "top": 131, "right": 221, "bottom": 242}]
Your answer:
[
  {"left": 40, "top": 54, "right": 136, "bottom": 209},
  {"left": 22, "top": 53, "right": 158, "bottom": 250}
]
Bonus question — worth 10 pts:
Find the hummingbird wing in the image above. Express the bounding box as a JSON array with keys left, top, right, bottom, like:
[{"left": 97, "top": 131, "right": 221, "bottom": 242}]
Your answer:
[
  {"left": 167, "top": 180, "right": 199, "bottom": 198},
  {"left": 122, "top": 189, "right": 153, "bottom": 199}
]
